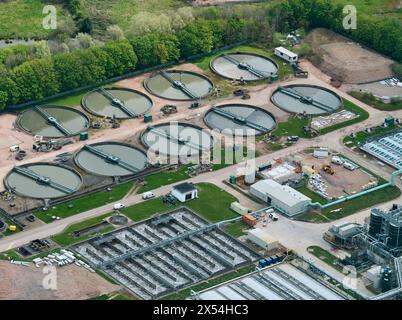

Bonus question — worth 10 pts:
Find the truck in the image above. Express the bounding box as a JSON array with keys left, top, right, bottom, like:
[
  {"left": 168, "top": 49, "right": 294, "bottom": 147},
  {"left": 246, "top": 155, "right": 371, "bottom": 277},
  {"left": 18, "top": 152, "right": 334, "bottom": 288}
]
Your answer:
[{"left": 268, "top": 212, "right": 279, "bottom": 221}]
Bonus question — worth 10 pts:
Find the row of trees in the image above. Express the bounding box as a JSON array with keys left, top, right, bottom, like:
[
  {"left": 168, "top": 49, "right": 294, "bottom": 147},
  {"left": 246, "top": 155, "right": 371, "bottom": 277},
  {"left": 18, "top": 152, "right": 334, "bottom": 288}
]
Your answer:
[
  {"left": 276, "top": 0, "right": 402, "bottom": 62},
  {"left": 0, "top": 13, "right": 272, "bottom": 109}
]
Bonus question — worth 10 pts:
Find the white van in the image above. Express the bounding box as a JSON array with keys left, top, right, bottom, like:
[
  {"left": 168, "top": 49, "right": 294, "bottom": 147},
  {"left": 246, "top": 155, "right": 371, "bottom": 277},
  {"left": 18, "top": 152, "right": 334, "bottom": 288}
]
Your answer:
[
  {"left": 142, "top": 192, "right": 156, "bottom": 200},
  {"left": 269, "top": 212, "right": 279, "bottom": 221},
  {"left": 113, "top": 203, "right": 125, "bottom": 210}
]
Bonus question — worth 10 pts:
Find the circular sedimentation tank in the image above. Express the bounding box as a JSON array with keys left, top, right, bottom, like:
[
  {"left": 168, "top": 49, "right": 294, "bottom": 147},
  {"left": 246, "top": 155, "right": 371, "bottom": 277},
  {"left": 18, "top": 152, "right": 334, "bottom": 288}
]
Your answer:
[
  {"left": 204, "top": 104, "right": 276, "bottom": 136},
  {"left": 144, "top": 70, "right": 213, "bottom": 101},
  {"left": 82, "top": 87, "right": 153, "bottom": 119},
  {"left": 5, "top": 163, "right": 82, "bottom": 199},
  {"left": 142, "top": 123, "right": 214, "bottom": 157},
  {"left": 17, "top": 105, "right": 90, "bottom": 138},
  {"left": 210, "top": 52, "right": 278, "bottom": 81},
  {"left": 271, "top": 84, "right": 342, "bottom": 115},
  {"left": 74, "top": 142, "right": 148, "bottom": 177}
]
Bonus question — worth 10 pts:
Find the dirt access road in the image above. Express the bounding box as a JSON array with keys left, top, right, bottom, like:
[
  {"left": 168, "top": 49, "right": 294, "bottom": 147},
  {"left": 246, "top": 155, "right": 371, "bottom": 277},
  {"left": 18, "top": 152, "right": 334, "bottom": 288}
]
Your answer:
[{"left": 1, "top": 61, "right": 402, "bottom": 257}]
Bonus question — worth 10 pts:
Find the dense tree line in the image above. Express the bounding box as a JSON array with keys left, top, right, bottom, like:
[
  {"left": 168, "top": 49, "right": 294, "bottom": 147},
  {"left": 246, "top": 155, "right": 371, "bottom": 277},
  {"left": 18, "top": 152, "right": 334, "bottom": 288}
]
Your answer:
[
  {"left": 276, "top": 0, "right": 402, "bottom": 62},
  {"left": 0, "top": 14, "right": 270, "bottom": 109}
]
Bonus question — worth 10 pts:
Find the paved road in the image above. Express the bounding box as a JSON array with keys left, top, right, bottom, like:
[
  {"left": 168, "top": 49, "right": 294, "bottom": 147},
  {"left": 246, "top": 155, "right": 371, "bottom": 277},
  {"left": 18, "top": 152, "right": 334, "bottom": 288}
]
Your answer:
[{"left": 1, "top": 61, "right": 401, "bottom": 262}]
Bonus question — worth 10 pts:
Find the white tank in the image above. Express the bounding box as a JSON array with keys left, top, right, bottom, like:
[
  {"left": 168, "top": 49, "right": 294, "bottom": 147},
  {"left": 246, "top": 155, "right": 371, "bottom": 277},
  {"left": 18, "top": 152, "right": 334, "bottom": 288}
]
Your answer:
[{"left": 244, "top": 162, "right": 256, "bottom": 185}]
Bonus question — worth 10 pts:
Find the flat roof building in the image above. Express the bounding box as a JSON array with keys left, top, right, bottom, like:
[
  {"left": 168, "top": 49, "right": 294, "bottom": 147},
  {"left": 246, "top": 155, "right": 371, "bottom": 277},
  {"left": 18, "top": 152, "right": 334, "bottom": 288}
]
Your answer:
[
  {"left": 250, "top": 179, "right": 311, "bottom": 217},
  {"left": 274, "top": 47, "right": 298, "bottom": 63},
  {"left": 247, "top": 228, "right": 278, "bottom": 251},
  {"left": 171, "top": 182, "right": 198, "bottom": 203}
]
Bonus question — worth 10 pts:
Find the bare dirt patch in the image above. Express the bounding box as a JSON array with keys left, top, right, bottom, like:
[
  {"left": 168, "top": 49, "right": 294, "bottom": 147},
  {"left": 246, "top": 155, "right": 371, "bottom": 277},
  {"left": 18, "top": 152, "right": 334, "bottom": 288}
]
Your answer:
[
  {"left": 0, "top": 262, "right": 118, "bottom": 300},
  {"left": 306, "top": 28, "right": 394, "bottom": 84}
]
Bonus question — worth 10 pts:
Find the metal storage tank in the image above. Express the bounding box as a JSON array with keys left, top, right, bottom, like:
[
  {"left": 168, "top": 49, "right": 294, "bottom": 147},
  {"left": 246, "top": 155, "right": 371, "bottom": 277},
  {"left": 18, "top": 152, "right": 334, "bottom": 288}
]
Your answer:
[
  {"left": 369, "top": 210, "right": 383, "bottom": 238},
  {"left": 388, "top": 222, "right": 402, "bottom": 248}
]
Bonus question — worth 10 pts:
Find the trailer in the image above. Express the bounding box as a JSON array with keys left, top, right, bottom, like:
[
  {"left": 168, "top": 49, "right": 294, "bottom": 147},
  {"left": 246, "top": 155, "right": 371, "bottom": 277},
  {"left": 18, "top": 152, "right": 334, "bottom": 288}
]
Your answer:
[{"left": 274, "top": 47, "right": 298, "bottom": 63}]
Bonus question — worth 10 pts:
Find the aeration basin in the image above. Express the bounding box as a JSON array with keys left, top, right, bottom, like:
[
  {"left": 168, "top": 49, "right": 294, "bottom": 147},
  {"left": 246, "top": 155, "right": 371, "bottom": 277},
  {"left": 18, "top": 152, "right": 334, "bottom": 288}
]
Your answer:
[
  {"left": 204, "top": 104, "right": 276, "bottom": 136},
  {"left": 210, "top": 52, "right": 278, "bottom": 81},
  {"left": 141, "top": 123, "right": 214, "bottom": 157},
  {"left": 82, "top": 87, "right": 153, "bottom": 119},
  {"left": 74, "top": 142, "right": 148, "bottom": 177},
  {"left": 17, "top": 105, "right": 90, "bottom": 138},
  {"left": 144, "top": 70, "right": 213, "bottom": 101},
  {"left": 5, "top": 163, "right": 82, "bottom": 199},
  {"left": 271, "top": 85, "right": 342, "bottom": 115}
]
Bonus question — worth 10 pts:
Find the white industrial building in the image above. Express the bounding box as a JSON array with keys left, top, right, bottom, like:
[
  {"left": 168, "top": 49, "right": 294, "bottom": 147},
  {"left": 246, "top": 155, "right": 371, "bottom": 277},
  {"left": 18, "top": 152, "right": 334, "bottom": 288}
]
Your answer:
[
  {"left": 274, "top": 47, "right": 298, "bottom": 63},
  {"left": 250, "top": 179, "right": 311, "bottom": 216},
  {"left": 171, "top": 182, "right": 198, "bottom": 203},
  {"left": 258, "top": 163, "right": 299, "bottom": 184},
  {"left": 247, "top": 228, "right": 278, "bottom": 251}
]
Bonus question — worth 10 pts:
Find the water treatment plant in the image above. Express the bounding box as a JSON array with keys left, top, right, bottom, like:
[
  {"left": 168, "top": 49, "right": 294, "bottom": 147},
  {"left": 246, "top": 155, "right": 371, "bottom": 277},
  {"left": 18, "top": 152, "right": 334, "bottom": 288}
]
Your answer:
[
  {"left": 144, "top": 70, "right": 213, "bottom": 101},
  {"left": 74, "top": 142, "right": 148, "bottom": 177},
  {"left": 210, "top": 52, "right": 278, "bottom": 81},
  {"left": 0, "top": 8, "right": 401, "bottom": 303},
  {"left": 141, "top": 123, "right": 215, "bottom": 157},
  {"left": 271, "top": 85, "right": 343, "bottom": 115},
  {"left": 204, "top": 104, "right": 276, "bottom": 136},
  {"left": 4, "top": 163, "right": 82, "bottom": 199},
  {"left": 82, "top": 87, "right": 153, "bottom": 119},
  {"left": 16, "top": 105, "right": 90, "bottom": 138}
]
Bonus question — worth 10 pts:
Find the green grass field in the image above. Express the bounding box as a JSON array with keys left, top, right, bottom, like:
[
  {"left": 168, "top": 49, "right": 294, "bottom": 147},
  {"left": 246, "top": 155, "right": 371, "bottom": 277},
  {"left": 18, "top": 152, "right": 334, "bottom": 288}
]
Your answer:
[
  {"left": 223, "top": 220, "right": 251, "bottom": 238},
  {"left": 36, "top": 181, "right": 135, "bottom": 223},
  {"left": 298, "top": 185, "right": 401, "bottom": 223},
  {"left": 138, "top": 165, "right": 191, "bottom": 193},
  {"left": 307, "top": 246, "right": 344, "bottom": 272},
  {"left": 52, "top": 212, "right": 114, "bottom": 247},
  {"left": 0, "top": 1, "right": 69, "bottom": 39}
]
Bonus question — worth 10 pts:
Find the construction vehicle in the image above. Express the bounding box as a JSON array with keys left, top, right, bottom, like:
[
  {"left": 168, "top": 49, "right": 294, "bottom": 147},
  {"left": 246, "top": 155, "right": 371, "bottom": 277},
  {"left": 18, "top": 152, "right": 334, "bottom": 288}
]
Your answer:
[{"left": 322, "top": 164, "right": 335, "bottom": 175}]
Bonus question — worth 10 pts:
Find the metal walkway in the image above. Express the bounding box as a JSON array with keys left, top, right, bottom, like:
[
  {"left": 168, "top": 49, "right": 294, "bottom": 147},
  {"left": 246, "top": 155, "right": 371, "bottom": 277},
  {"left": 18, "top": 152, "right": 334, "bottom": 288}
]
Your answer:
[
  {"left": 147, "top": 125, "right": 209, "bottom": 151},
  {"left": 12, "top": 166, "right": 74, "bottom": 194},
  {"left": 222, "top": 54, "right": 269, "bottom": 79},
  {"left": 96, "top": 224, "right": 218, "bottom": 269},
  {"left": 83, "top": 145, "right": 141, "bottom": 174},
  {"left": 33, "top": 106, "right": 72, "bottom": 136},
  {"left": 98, "top": 88, "right": 136, "bottom": 118},
  {"left": 277, "top": 86, "right": 335, "bottom": 113},
  {"left": 210, "top": 107, "right": 270, "bottom": 133},
  {"left": 160, "top": 71, "right": 199, "bottom": 100}
]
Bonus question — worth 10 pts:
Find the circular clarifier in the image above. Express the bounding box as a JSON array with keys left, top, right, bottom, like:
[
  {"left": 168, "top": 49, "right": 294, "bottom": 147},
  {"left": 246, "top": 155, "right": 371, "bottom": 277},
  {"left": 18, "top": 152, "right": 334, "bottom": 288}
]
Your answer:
[
  {"left": 204, "top": 104, "right": 276, "bottom": 136},
  {"left": 82, "top": 87, "right": 153, "bottom": 119},
  {"left": 144, "top": 70, "right": 213, "bottom": 101},
  {"left": 17, "top": 105, "right": 90, "bottom": 138},
  {"left": 271, "top": 84, "right": 342, "bottom": 115},
  {"left": 5, "top": 163, "right": 82, "bottom": 199},
  {"left": 211, "top": 52, "right": 278, "bottom": 81},
  {"left": 142, "top": 123, "right": 214, "bottom": 157},
  {"left": 74, "top": 142, "right": 148, "bottom": 177}
]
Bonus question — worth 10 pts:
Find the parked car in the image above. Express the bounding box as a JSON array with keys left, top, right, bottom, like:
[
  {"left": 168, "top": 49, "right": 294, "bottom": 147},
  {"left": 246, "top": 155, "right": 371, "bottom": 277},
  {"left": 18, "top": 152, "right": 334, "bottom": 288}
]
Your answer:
[
  {"left": 113, "top": 203, "right": 125, "bottom": 210},
  {"left": 142, "top": 192, "right": 156, "bottom": 200},
  {"left": 287, "top": 135, "right": 299, "bottom": 142}
]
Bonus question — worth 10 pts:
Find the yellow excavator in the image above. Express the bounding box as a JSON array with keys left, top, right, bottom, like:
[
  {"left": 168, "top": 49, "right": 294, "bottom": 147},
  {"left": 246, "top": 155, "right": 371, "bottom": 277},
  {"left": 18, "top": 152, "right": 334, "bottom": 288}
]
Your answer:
[{"left": 322, "top": 164, "right": 335, "bottom": 175}]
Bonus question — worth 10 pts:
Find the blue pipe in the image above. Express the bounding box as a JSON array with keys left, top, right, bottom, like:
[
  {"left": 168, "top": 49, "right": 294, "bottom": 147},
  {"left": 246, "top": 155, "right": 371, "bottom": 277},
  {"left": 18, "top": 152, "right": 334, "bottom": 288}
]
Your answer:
[{"left": 309, "top": 169, "right": 402, "bottom": 209}]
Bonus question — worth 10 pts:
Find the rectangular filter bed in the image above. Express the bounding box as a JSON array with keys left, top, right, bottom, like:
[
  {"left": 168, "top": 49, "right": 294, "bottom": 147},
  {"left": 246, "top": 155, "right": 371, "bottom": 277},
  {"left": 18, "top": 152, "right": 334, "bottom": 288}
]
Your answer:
[{"left": 72, "top": 208, "right": 260, "bottom": 300}]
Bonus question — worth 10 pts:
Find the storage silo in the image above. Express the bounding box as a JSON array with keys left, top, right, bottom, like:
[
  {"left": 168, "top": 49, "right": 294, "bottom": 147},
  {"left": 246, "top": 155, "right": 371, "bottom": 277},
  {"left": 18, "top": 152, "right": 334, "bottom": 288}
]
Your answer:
[
  {"left": 369, "top": 210, "right": 383, "bottom": 238},
  {"left": 388, "top": 222, "right": 402, "bottom": 248}
]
